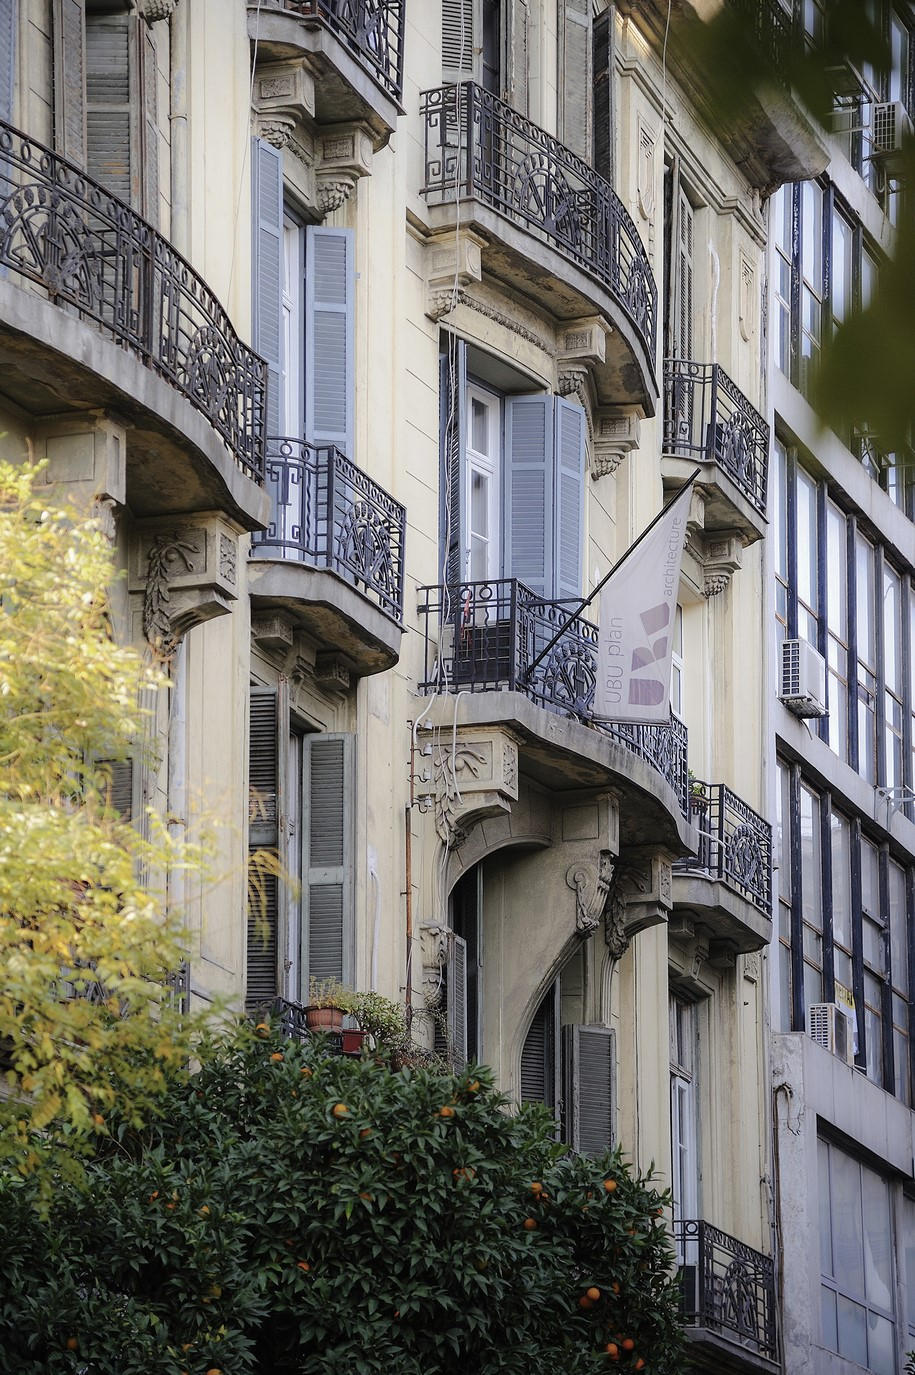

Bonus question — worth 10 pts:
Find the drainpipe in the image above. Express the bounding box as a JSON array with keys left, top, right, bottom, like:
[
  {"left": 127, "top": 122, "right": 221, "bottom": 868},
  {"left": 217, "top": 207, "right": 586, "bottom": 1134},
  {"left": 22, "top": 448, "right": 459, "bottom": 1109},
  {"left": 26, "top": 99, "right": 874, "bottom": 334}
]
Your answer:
[{"left": 169, "top": 0, "right": 189, "bottom": 256}]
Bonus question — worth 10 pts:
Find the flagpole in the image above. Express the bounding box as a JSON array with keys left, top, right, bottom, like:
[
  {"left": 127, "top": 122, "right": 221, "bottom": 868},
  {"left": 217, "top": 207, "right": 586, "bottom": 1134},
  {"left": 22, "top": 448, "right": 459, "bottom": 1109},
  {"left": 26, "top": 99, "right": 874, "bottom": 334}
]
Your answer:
[{"left": 522, "top": 468, "right": 701, "bottom": 684}]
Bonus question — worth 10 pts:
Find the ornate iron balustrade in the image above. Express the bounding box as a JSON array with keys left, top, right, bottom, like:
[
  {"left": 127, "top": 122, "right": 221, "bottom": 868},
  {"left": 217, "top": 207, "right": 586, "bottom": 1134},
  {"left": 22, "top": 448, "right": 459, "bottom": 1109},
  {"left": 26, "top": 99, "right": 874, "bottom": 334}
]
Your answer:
[
  {"left": 676, "top": 782, "right": 772, "bottom": 913},
  {"left": 251, "top": 437, "right": 406, "bottom": 622},
  {"left": 271, "top": 0, "right": 405, "bottom": 100},
  {"left": 417, "top": 579, "right": 688, "bottom": 811},
  {"left": 61, "top": 961, "right": 190, "bottom": 1015},
  {"left": 663, "top": 359, "right": 769, "bottom": 516},
  {"left": 0, "top": 121, "right": 265, "bottom": 481},
  {"left": 420, "top": 83, "right": 657, "bottom": 355},
  {"left": 676, "top": 1219, "right": 777, "bottom": 1359},
  {"left": 727, "top": 0, "right": 793, "bottom": 79}
]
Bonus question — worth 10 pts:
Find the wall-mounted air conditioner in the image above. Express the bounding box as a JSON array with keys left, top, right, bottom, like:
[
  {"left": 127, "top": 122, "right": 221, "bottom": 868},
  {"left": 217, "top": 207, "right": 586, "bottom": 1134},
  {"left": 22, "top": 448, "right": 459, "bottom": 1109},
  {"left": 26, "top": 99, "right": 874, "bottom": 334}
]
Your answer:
[
  {"left": 807, "top": 1002, "right": 855, "bottom": 1066},
  {"left": 778, "top": 639, "right": 828, "bottom": 718},
  {"left": 871, "top": 101, "right": 914, "bottom": 175}
]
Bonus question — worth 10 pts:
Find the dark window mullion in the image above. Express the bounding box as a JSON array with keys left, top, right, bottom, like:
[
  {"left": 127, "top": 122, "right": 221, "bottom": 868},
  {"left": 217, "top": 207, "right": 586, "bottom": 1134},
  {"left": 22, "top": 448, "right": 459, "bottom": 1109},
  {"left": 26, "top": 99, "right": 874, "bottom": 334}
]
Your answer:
[
  {"left": 906, "top": 866, "right": 915, "bottom": 1105},
  {"left": 823, "top": 182, "right": 834, "bottom": 337},
  {"left": 786, "top": 446, "right": 799, "bottom": 641},
  {"left": 790, "top": 763, "right": 806, "bottom": 1032},
  {"left": 874, "top": 543, "right": 888, "bottom": 789},
  {"left": 789, "top": 184, "right": 802, "bottom": 391},
  {"left": 846, "top": 515, "right": 860, "bottom": 771},
  {"left": 821, "top": 789, "right": 835, "bottom": 1001},
  {"left": 850, "top": 818, "right": 867, "bottom": 1071},
  {"left": 902, "top": 579, "right": 914, "bottom": 820},
  {"left": 816, "top": 478, "right": 830, "bottom": 742},
  {"left": 878, "top": 846, "right": 895, "bottom": 1094}
]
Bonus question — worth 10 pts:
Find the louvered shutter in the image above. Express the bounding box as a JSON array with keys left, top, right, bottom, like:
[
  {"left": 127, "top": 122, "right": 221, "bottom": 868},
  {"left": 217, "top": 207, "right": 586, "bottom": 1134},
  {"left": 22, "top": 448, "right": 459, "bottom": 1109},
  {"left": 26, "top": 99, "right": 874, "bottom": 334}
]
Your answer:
[
  {"left": 252, "top": 138, "right": 284, "bottom": 437},
  {"left": 520, "top": 983, "right": 557, "bottom": 1107},
  {"left": 554, "top": 398, "right": 586, "bottom": 602},
  {"left": 302, "top": 733, "right": 354, "bottom": 988},
  {"left": 560, "top": 0, "right": 592, "bottom": 161},
  {"left": 504, "top": 394, "right": 554, "bottom": 597},
  {"left": 439, "top": 338, "right": 467, "bottom": 587},
  {"left": 103, "top": 759, "right": 134, "bottom": 820},
  {"left": 675, "top": 186, "right": 693, "bottom": 361},
  {"left": 53, "top": 0, "right": 86, "bottom": 166},
  {"left": 593, "top": 10, "right": 612, "bottom": 183},
  {"left": 442, "top": 0, "right": 475, "bottom": 83},
  {"left": 448, "top": 934, "right": 468, "bottom": 1066},
  {"left": 563, "top": 1024, "right": 615, "bottom": 1155},
  {"left": 247, "top": 687, "right": 281, "bottom": 1008},
  {"left": 305, "top": 226, "right": 355, "bottom": 457},
  {"left": 85, "top": 11, "right": 132, "bottom": 201},
  {"left": 0, "top": 0, "right": 15, "bottom": 125},
  {"left": 507, "top": 0, "right": 528, "bottom": 113},
  {"left": 142, "top": 23, "right": 159, "bottom": 225}
]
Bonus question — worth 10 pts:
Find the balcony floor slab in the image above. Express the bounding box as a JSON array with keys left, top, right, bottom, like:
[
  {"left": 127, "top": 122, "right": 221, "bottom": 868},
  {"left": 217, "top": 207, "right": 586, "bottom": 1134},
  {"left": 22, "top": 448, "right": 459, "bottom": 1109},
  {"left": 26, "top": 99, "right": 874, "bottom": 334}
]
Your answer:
[{"left": 672, "top": 872, "right": 772, "bottom": 953}]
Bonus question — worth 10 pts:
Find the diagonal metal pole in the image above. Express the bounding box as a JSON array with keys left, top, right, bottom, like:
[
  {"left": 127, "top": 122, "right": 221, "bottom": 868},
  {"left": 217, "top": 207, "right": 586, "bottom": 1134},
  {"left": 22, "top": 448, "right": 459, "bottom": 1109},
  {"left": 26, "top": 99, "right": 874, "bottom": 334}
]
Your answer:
[{"left": 522, "top": 468, "right": 701, "bottom": 683}]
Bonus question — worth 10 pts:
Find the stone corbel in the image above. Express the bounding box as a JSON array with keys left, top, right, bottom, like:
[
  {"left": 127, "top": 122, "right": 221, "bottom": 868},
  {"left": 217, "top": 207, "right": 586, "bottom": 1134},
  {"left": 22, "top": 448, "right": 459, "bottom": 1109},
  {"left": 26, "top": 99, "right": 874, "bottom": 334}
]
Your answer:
[
  {"left": 603, "top": 849, "right": 673, "bottom": 959},
  {"left": 253, "top": 58, "right": 316, "bottom": 131},
  {"left": 129, "top": 515, "right": 240, "bottom": 660},
  {"left": 313, "top": 652, "right": 352, "bottom": 693},
  {"left": 591, "top": 408, "right": 640, "bottom": 479},
  {"left": 689, "top": 529, "right": 744, "bottom": 598},
  {"left": 35, "top": 411, "right": 129, "bottom": 508},
  {"left": 559, "top": 791, "right": 620, "bottom": 935},
  {"left": 424, "top": 229, "right": 484, "bottom": 320},
  {"left": 138, "top": 0, "right": 178, "bottom": 20},
  {"left": 567, "top": 850, "right": 616, "bottom": 935},
  {"left": 415, "top": 726, "right": 520, "bottom": 849},
  {"left": 557, "top": 318, "right": 606, "bottom": 369},
  {"left": 557, "top": 364, "right": 593, "bottom": 436},
  {"left": 315, "top": 124, "right": 374, "bottom": 215},
  {"left": 252, "top": 614, "right": 295, "bottom": 657}
]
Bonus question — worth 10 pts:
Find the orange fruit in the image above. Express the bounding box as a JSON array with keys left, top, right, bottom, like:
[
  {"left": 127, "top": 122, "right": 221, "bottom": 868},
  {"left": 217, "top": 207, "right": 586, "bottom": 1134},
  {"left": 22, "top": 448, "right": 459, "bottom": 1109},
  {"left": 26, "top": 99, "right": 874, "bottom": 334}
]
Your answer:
[
  {"left": 297, "top": 1260, "right": 310, "bottom": 1272},
  {"left": 300, "top": 1066, "right": 312, "bottom": 1077},
  {"left": 148, "top": 1190, "right": 159, "bottom": 1202},
  {"left": 523, "top": 1217, "right": 538, "bottom": 1231},
  {"left": 359, "top": 1127, "right": 372, "bottom": 1139},
  {"left": 66, "top": 1337, "right": 78, "bottom": 1351},
  {"left": 611, "top": 1281, "right": 620, "bottom": 1294},
  {"left": 165, "top": 1202, "right": 176, "bottom": 1211},
  {"left": 635, "top": 1360, "right": 646, "bottom": 1371},
  {"left": 254, "top": 1023, "right": 270, "bottom": 1037},
  {"left": 199, "top": 1205, "right": 210, "bottom": 1215},
  {"left": 605, "top": 1343, "right": 619, "bottom": 1359},
  {"left": 578, "top": 1295, "right": 592, "bottom": 1309},
  {"left": 439, "top": 1105, "right": 455, "bottom": 1117},
  {"left": 270, "top": 1052, "right": 284, "bottom": 1062},
  {"left": 621, "top": 1338, "right": 635, "bottom": 1352},
  {"left": 531, "top": 1181, "right": 543, "bottom": 1194},
  {"left": 205, "top": 1369, "right": 223, "bottom": 1375},
  {"left": 332, "top": 1103, "right": 349, "bottom": 1117},
  {"left": 92, "top": 1114, "right": 104, "bottom": 1127},
  {"left": 359, "top": 1191, "right": 373, "bottom": 1201},
  {"left": 586, "top": 1286, "right": 601, "bottom": 1301},
  {"left": 603, "top": 1178, "right": 617, "bottom": 1193},
  {"left": 467, "top": 1079, "right": 481, "bottom": 1093}
]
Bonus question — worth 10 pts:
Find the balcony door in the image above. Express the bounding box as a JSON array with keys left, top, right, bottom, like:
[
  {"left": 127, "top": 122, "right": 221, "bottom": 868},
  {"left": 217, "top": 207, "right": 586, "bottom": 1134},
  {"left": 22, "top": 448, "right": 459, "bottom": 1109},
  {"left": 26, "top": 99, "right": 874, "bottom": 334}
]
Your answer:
[
  {"left": 466, "top": 383, "right": 502, "bottom": 582},
  {"left": 669, "top": 993, "right": 699, "bottom": 1261}
]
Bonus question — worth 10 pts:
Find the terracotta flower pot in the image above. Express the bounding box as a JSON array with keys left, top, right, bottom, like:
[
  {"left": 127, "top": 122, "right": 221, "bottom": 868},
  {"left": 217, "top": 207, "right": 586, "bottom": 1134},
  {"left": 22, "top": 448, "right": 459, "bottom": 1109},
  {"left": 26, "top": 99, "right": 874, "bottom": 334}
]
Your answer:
[
  {"left": 304, "top": 1005, "right": 344, "bottom": 1032},
  {"left": 341, "top": 1028, "right": 368, "bottom": 1054}
]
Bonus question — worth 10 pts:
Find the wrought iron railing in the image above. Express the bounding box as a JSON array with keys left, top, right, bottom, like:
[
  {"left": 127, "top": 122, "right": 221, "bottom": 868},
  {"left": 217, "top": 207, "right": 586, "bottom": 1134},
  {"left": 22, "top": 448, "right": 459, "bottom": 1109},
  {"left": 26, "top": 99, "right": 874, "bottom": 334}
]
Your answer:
[
  {"left": 727, "top": 0, "right": 793, "bottom": 80},
  {"left": 251, "top": 437, "right": 406, "bottom": 622},
  {"left": 61, "top": 961, "right": 190, "bottom": 1016},
  {"left": 676, "top": 1219, "right": 777, "bottom": 1359},
  {"left": 676, "top": 783, "right": 772, "bottom": 913},
  {"left": 420, "top": 83, "right": 657, "bottom": 357},
  {"left": 417, "top": 579, "right": 688, "bottom": 811},
  {"left": 663, "top": 360, "right": 769, "bottom": 516},
  {"left": 269, "top": 0, "right": 405, "bottom": 101},
  {"left": 0, "top": 121, "right": 265, "bottom": 481}
]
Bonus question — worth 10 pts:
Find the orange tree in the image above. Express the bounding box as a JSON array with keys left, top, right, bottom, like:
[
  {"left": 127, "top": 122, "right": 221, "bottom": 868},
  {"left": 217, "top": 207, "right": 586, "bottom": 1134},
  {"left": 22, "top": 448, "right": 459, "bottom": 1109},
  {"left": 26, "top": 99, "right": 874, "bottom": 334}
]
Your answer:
[{"left": 0, "top": 1023, "right": 686, "bottom": 1374}]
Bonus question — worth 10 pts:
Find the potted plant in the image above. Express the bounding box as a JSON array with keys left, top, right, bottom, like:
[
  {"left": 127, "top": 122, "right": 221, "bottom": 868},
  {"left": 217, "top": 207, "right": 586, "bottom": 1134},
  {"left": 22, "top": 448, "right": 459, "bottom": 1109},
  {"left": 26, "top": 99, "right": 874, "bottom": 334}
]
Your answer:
[
  {"left": 304, "top": 977, "right": 354, "bottom": 1032},
  {"left": 348, "top": 992, "right": 409, "bottom": 1057}
]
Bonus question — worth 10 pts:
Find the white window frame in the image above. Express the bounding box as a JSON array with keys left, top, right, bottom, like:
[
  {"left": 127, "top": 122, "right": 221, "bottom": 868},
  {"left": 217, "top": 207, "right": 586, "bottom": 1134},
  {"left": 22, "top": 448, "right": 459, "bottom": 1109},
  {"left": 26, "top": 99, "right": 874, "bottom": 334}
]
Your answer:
[
  {"left": 669, "top": 994, "right": 699, "bottom": 1252},
  {"left": 464, "top": 381, "right": 502, "bottom": 582},
  {"left": 282, "top": 215, "right": 303, "bottom": 438}
]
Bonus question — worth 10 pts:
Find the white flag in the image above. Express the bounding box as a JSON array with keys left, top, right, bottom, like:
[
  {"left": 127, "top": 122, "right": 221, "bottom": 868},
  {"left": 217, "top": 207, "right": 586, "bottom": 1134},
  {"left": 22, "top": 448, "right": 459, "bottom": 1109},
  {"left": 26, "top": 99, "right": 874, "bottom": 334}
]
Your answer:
[{"left": 593, "top": 484, "right": 692, "bottom": 723}]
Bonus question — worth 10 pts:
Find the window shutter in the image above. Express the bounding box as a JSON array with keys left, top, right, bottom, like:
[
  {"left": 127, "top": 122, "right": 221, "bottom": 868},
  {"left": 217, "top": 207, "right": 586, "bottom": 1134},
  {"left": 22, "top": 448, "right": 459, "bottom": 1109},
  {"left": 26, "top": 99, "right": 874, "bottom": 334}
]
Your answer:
[
  {"left": 448, "top": 934, "right": 468, "bottom": 1066},
  {"left": 252, "top": 137, "right": 284, "bottom": 437},
  {"left": 507, "top": 0, "right": 529, "bottom": 114},
  {"left": 675, "top": 186, "right": 694, "bottom": 361},
  {"left": 554, "top": 398, "right": 586, "bottom": 602},
  {"left": 563, "top": 1024, "right": 615, "bottom": 1155},
  {"left": 302, "top": 733, "right": 354, "bottom": 988},
  {"left": 0, "top": 0, "right": 15, "bottom": 126},
  {"left": 520, "top": 983, "right": 557, "bottom": 1107},
  {"left": 560, "top": 0, "right": 592, "bottom": 161},
  {"left": 103, "top": 759, "right": 134, "bottom": 820},
  {"left": 593, "top": 10, "right": 613, "bottom": 183},
  {"left": 247, "top": 686, "right": 280, "bottom": 1008},
  {"left": 53, "top": 0, "right": 86, "bottom": 166},
  {"left": 85, "top": 11, "right": 132, "bottom": 201},
  {"left": 504, "top": 394, "right": 554, "bottom": 598},
  {"left": 141, "top": 23, "right": 159, "bottom": 225},
  {"left": 305, "top": 226, "right": 355, "bottom": 457},
  {"left": 439, "top": 337, "right": 467, "bottom": 586},
  {"left": 442, "top": 0, "right": 475, "bottom": 83}
]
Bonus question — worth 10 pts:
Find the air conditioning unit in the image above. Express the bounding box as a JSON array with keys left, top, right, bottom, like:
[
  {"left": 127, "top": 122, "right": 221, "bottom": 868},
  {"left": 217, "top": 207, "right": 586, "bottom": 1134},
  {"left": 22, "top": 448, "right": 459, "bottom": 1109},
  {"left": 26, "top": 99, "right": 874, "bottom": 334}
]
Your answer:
[
  {"left": 807, "top": 1002, "right": 855, "bottom": 1066},
  {"left": 871, "top": 101, "right": 913, "bottom": 172},
  {"left": 778, "top": 639, "right": 828, "bottom": 718}
]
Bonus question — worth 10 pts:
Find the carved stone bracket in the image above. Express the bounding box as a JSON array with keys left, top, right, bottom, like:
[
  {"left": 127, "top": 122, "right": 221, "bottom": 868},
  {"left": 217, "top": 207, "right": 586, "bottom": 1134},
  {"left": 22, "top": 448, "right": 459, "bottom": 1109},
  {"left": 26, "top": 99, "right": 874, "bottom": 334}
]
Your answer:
[
  {"left": 425, "top": 229, "right": 484, "bottom": 319},
  {"left": 416, "top": 726, "right": 520, "bottom": 849},
  {"left": 592, "top": 408, "right": 640, "bottom": 479},
  {"left": 129, "top": 514, "right": 240, "bottom": 660},
  {"left": 567, "top": 850, "right": 615, "bottom": 935},
  {"left": 314, "top": 124, "right": 374, "bottom": 216},
  {"left": 603, "top": 849, "right": 674, "bottom": 959},
  {"left": 139, "top": 0, "right": 178, "bottom": 21},
  {"left": 686, "top": 523, "right": 744, "bottom": 598},
  {"left": 253, "top": 58, "right": 316, "bottom": 130},
  {"left": 35, "top": 411, "right": 129, "bottom": 507}
]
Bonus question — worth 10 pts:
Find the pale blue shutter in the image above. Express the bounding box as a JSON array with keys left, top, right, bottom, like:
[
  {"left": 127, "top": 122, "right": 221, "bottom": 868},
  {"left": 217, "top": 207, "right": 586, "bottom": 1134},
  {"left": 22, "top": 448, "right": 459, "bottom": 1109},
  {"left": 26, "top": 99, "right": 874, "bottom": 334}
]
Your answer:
[
  {"left": 252, "top": 138, "right": 283, "bottom": 436},
  {"left": 563, "top": 1024, "right": 615, "bottom": 1155},
  {"left": 305, "top": 226, "right": 355, "bottom": 456},
  {"left": 504, "top": 394, "right": 554, "bottom": 597},
  {"left": 440, "top": 338, "right": 467, "bottom": 587},
  {"left": 0, "top": 0, "right": 15, "bottom": 125},
  {"left": 554, "top": 398, "right": 586, "bottom": 602},
  {"left": 85, "top": 12, "right": 131, "bottom": 202},
  {"left": 302, "top": 733, "right": 355, "bottom": 989}
]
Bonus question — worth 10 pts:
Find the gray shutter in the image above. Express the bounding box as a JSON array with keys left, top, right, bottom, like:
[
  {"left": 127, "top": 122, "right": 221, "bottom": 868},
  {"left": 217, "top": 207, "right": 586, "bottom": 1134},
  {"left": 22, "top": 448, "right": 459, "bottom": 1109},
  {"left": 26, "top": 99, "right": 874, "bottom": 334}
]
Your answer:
[
  {"left": 675, "top": 186, "right": 693, "bottom": 361},
  {"left": 142, "top": 23, "right": 159, "bottom": 225},
  {"left": 53, "top": 0, "right": 86, "bottom": 166},
  {"left": 593, "top": 10, "right": 613, "bottom": 184},
  {"left": 440, "top": 337, "right": 467, "bottom": 586},
  {"left": 506, "top": 0, "right": 528, "bottom": 114},
  {"left": 85, "top": 11, "right": 132, "bottom": 201},
  {"left": 305, "top": 226, "right": 355, "bottom": 457},
  {"left": 247, "top": 686, "right": 281, "bottom": 1008},
  {"left": 105, "top": 759, "right": 134, "bottom": 820},
  {"left": 563, "top": 1024, "right": 615, "bottom": 1155},
  {"left": 448, "top": 934, "right": 468, "bottom": 1066},
  {"left": 302, "top": 733, "right": 354, "bottom": 988},
  {"left": 520, "top": 983, "right": 558, "bottom": 1107},
  {"left": 504, "top": 394, "right": 554, "bottom": 597},
  {"left": 554, "top": 398, "right": 586, "bottom": 602},
  {"left": 560, "top": 0, "right": 592, "bottom": 161},
  {"left": 442, "top": 0, "right": 475, "bottom": 83},
  {"left": 252, "top": 138, "right": 284, "bottom": 437},
  {"left": 0, "top": 0, "right": 15, "bottom": 125}
]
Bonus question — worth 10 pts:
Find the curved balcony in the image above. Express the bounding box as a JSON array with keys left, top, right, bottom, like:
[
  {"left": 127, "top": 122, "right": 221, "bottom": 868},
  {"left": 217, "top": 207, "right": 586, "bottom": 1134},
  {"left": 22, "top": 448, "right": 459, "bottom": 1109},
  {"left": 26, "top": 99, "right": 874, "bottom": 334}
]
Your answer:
[
  {"left": 417, "top": 579, "right": 691, "bottom": 853},
  {"left": 250, "top": 0, "right": 404, "bottom": 145},
  {"left": 663, "top": 360, "right": 769, "bottom": 544},
  {"left": 0, "top": 120, "right": 266, "bottom": 527},
  {"left": 420, "top": 84, "right": 657, "bottom": 415},
  {"left": 676, "top": 1220, "right": 779, "bottom": 1373},
  {"left": 249, "top": 438, "right": 405, "bottom": 677},
  {"left": 673, "top": 782, "right": 772, "bottom": 957}
]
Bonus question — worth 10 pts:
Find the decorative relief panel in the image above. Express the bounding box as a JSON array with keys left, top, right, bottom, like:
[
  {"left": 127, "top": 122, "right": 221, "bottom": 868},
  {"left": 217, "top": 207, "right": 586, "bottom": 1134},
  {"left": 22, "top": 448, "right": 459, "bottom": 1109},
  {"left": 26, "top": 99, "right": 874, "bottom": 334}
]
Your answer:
[
  {"left": 415, "top": 726, "right": 520, "bottom": 848},
  {"left": 129, "top": 514, "right": 241, "bottom": 659}
]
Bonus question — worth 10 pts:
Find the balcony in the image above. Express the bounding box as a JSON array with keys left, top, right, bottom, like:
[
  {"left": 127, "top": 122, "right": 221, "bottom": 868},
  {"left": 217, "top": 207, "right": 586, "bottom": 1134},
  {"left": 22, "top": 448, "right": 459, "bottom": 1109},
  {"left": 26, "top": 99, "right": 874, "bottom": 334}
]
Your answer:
[
  {"left": 676, "top": 1220, "right": 779, "bottom": 1373},
  {"left": 673, "top": 783, "right": 772, "bottom": 956},
  {"left": 248, "top": 438, "right": 405, "bottom": 677},
  {"left": 420, "top": 83, "right": 657, "bottom": 415},
  {"left": 250, "top": 0, "right": 405, "bottom": 145},
  {"left": 0, "top": 120, "right": 266, "bottom": 528},
  {"left": 418, "top": 579, "right": 691, "bottom": 850},
  {"left": 663, "top": 361, "right": 769, "bottom": 544}
]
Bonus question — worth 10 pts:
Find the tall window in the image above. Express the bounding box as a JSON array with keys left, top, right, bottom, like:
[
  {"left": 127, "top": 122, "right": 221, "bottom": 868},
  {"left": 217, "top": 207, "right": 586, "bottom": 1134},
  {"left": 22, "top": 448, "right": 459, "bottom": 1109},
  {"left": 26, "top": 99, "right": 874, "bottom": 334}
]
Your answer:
[
  {"left": 669, "top": 994, "right": 698, "bottom": 1228},
  {"left": 856, "top": 532, "right": 878, "bottom": 783},
  {"left": 819, "top": 1139, "right": 896, "bottom": 1374}
]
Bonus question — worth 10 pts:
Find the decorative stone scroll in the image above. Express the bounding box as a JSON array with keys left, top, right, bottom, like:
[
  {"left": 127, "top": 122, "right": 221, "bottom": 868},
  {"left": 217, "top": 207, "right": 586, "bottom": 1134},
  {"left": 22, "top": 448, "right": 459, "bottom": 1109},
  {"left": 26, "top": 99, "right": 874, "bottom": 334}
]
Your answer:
[
  {"left": 592, "top": 408, "right": 640, "bottom": 479},
  {"left": 129, "top": 514, "right": 240, "bottom": 660},
  {"left": 603, "top": 849, "right": 674, "bottom": 959},
  {"left": 415, "top": 726, "right": 520, "bottom": 848}
]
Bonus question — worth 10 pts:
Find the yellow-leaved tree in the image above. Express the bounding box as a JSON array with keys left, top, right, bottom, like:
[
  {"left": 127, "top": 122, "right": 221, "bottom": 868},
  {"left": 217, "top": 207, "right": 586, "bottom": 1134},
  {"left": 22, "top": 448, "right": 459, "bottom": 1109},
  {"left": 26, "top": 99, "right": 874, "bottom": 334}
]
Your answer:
[{"left": 0, "top": 461, "right": 205, "bottom": 1174}]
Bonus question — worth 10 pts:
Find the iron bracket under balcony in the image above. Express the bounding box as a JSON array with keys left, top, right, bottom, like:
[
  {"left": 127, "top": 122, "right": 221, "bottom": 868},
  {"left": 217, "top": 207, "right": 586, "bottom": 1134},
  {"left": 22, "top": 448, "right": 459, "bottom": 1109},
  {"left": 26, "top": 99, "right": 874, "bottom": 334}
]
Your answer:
[
  {"left": 249, "top": 438, "right": 405, "bottom": 679},
  {"left": 676, "top": 1219, "right": 779, "bottom": 1374},
  {"left": 420, "top": 83, "right": 658, "bottom": 417}
]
